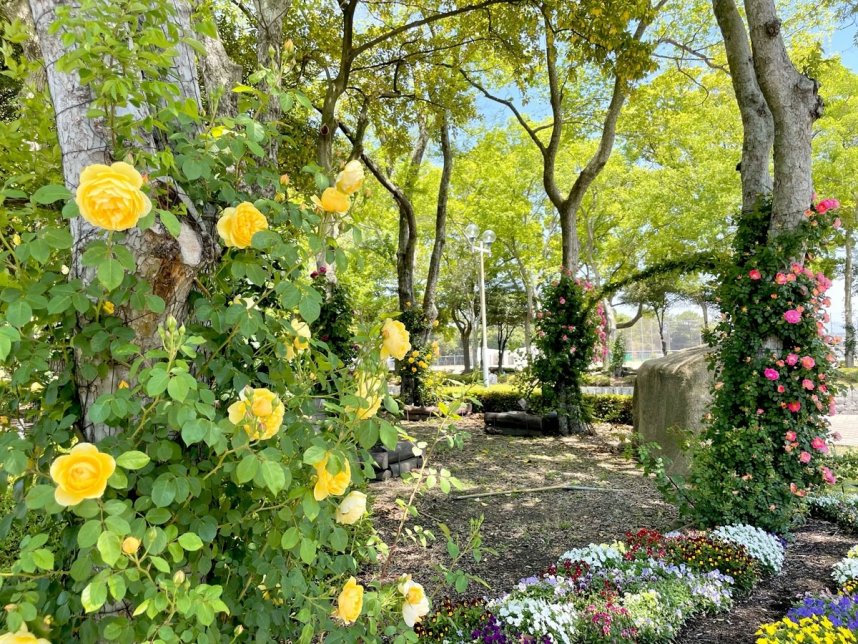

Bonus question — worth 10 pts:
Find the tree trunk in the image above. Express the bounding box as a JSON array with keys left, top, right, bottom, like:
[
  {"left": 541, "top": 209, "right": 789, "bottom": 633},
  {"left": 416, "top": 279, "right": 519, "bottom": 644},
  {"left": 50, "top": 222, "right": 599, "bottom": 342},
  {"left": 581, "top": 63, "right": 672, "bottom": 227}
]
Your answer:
[
  {"left": 655, "top": 308, "right": 668, "bottom": 356},
  {"left": 523, "top": 276, "right": 534, "bottom": 359},
  {"left": 422, "top": 116, "right": 452, "bottom": 331},
  {"left": 712, "top": 0, "right": 773, "bottom": 212},
  {"left": 460, "top": 328, "right": 471, "bottom": 372},
  {"left": 846, "top": 226, "right": 855, "bottom": 368},
  {"left": 701, "top": 303, "right": 710, "bottom": 332},
  {"left": 31, "top": 0, "right": 214, "bottom": 443}
]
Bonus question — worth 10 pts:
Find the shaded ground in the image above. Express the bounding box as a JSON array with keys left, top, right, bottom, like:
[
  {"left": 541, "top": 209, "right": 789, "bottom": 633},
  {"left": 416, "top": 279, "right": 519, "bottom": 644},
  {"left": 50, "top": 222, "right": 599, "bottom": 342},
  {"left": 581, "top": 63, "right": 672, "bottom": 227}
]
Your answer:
[
  {"left": 678, "top": 518, "right": 855, "bottom": 643},
  {"left": 370, "top": 414, "right": 677, "bottom": 595}
]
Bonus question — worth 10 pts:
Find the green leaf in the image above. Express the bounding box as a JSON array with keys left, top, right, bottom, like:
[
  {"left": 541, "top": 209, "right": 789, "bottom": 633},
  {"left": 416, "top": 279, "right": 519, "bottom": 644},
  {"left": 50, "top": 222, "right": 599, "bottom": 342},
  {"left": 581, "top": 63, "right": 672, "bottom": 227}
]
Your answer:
[
  {"left": 380, "top": 423, "right": 398, "bottom": 450},
  {"left": 6, "top": 300, "right": 32, "bottom": 328},
  {"left": 97, "top": 257, "right": 125, "bottom": 291},
  {"left": 0, "top": 325, "right": 20, "bottom": 360},
  {"left": 31, "top": 184, "right": 71, "bottom": 204},
  {"left": 302, "top": 445, "right": 326, "bottom": 465},
  {"left": 178, "top": 532, "right": 204, "bottom": 552},
  {"left": 159, "top": 210, "right": 181, "bottom": 238},
  {"left": 116, "top": 450, "right": 150, "bottom": 470},
  {"left": 280, "top": 527, "right": 300, "bottom": 549},
  {"left": 25, "top": 484, "right": 55, "bottom": 510},
  {"left": 260, "top": 461, "right": 286, "bottom": 494},
  {"left": 167, "top": 375, "right": 190, "bottom": 402},
  {"left": 299, "top": 294, "right": 321, "bottom": 324},
  {"left": 235, "top": 455, "right": 258, "bottom": 484},
  {"left": 43, "top": 227, "right": 73, "bottom": 249},
  {"left": 97, "top": 531, "right": 122, "bottom": 566},
  {"left": 81, "top": 580, "right": 107, "bottom": 613},
  {"left": 77, "top": 520, "right": 103, "bottom": 548},
  {"left": 182, "top": 158, "right": 203, "bottom": 181},
  {"left": 299, "top": 538, "right": 317, "bottom": 565},
  {"left": 31, "top": 548, "right": 54, "bottom": 570},
  {"left": 151, "top": 475, "right": 176, "bottom": 507},
  {"left": 146, "top": 368, "right": 169, "bottom": 396}
]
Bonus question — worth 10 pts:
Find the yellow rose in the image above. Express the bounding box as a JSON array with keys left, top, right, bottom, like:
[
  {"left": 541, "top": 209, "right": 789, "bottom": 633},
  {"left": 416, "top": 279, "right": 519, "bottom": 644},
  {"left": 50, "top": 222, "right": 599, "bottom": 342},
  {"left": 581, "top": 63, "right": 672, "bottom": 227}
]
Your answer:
[
  {"left": 334, "top": 577, "right": 363, "bottom": 624},
  {"left": 121, "top": 536, "right": 141, "bottom": 555},
  {"left": 335, "top": 160, "right": 364, "bottom": 195},
  {"left": 216, "top": 202, "right": 268, "bottom": 249},
  {"left": 335, "top": 491, "right": 367, "bottom": 525},
  {"left": 0, "top": 624, "right": 51, "bottom": 644},
  {"left": 102, "top": 301, "right": 115, "bottom": 315},
  {"left": 348, "top": 372, "right": 382, "bottom": 420},
  {"left": 285, "top": 318, "right": 311, "bottom": 360},
  {"left": 380, "top": 318, "right": 410, "bottom": 360},
  {"left": 75, "top": 162, "right": 152, "bottom": 231},
  {"left": 311, "top": 187, "right": 351, "bottom": 214},
  {"left": 227, "top": 387, "right": 285, "bottom": 441},
  {"left": 313, "top": 452, "right": 351, "bottom": 501},
  {"left": 398, "top": 575, "right": 429, "bottom": 627},
  {"left": 49, "top": 443, "right": 116, "bottom": 507},
  {"left": 279, "top": 173, "right": 290, "bottom": 186}
]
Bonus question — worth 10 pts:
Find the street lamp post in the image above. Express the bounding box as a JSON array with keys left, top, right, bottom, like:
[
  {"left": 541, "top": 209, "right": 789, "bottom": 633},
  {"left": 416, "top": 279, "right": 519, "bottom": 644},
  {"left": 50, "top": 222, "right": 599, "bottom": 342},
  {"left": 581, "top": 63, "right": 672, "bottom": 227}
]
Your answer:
[{"left": 465, "top": 224, "right": 496, "bottom": 387}]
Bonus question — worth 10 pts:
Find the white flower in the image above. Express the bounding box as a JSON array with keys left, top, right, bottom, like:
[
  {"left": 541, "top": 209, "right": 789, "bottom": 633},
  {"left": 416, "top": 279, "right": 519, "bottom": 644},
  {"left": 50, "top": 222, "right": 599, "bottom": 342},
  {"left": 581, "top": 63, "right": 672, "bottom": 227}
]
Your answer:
[
  {"left": 398, "top": 575, "right": 430, "bottom": 627},
  {"left": 711, "top": 524, "right": 785, "bottom": 574}
]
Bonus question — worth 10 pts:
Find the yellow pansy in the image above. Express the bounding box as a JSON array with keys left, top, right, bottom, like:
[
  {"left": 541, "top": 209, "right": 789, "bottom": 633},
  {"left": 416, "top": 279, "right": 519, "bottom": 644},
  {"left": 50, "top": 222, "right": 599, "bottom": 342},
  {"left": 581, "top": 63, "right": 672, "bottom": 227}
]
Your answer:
[
  {"left": 335, "top": 160, "right": 364, "bottom": 195},
  {"left": 75, "top": 162, "right": 152, "bottom": 231},
  {"left": 50, "top": 443, "right": 116, "bottom": 507},
  {"left": 335, "top": 491, "right": 367, "bottom": 525},
  {"left": 0, "top": 623, "right": 51, "bottom": 644},
  {"left": 334, "top": 577, "right": 363, "bottom": 624},
  {"left": 311, "top": 187, "right": 350, "bottom": 214},
  {"left": 216, "top": 202, "right": 268, "bottom": 249},
  {"left": 380, "top": 318, "right": 410, "bottom": 360},
  {"left": 227, "top": 387, "right": 285, "bottom": 441},
  {"left": 313, "top": 452, "right": 350, "bottom": 501},
  {"left": 285, "top": 318, "right": 311, "bottom": 360},
  {"left": 398, "top": 575, "right": 430, "bottom": 627}
]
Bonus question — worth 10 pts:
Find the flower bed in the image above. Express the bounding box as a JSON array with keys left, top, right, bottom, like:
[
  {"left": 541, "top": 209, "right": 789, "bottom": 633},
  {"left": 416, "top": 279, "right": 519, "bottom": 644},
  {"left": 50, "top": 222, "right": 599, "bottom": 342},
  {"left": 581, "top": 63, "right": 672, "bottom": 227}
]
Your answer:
[
  {"left": 808, "top": 493, "right": 858, "bottom": 531},
  {"left": 754, "top": 542, "right": 858, "bottom": 642},
  {"left": 417, "top": 525, "right": 783, "bottom": 642}
]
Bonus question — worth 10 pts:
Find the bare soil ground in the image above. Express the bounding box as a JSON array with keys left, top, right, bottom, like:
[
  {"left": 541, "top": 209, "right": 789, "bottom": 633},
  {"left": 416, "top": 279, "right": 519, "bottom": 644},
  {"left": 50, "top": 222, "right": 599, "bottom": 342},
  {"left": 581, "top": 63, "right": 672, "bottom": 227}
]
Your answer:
[
  {"left": 369, "top": 414, "right": 857, "bottom": 642},
  {"left": 370, "top": 415, "right": 678, "bottom": 595}
]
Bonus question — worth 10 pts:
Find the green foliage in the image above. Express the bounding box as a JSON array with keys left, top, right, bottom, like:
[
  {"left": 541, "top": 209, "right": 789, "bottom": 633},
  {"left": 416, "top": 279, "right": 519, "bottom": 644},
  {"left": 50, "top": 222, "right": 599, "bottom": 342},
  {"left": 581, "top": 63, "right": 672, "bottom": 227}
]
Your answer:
[
  {"left": 687, "top": 199, "right": 843, "bottom": 533},
  {"left": 609, "top": 334, "right": 626, "bottom": 377},
  {"left": 397, "top": 306, "right": 432, "bottom": 406},
  {"left": 310, "top": 268, "right": 357, "bottom": 366}
]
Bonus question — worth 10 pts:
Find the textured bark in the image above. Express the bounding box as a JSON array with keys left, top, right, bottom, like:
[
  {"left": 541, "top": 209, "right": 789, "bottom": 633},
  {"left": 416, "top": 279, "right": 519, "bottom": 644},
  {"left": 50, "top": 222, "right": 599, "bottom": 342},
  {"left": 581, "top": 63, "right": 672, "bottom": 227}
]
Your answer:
[
  {"left": 712, "top": 0, "right": 773, "bottom": 212},
  {"left": 30, "top": 0, "right": 214, "bottom": 442},
  {"left": 422, "top": 117, "right": 452, "bottom": 330},
  {"left": 846, "top": 227, "right": 855, "bottom": 368},
  {"left": 743, "top": 0, "right": 822, "bottom": 237}
]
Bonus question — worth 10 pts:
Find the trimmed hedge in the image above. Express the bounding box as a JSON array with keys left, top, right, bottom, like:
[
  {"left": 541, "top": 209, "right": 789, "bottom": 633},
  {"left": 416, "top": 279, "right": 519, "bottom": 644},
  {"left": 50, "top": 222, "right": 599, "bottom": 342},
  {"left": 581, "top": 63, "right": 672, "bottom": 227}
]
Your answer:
[{"left": 439, "top": 385, "right": 633, "bottom": 424}]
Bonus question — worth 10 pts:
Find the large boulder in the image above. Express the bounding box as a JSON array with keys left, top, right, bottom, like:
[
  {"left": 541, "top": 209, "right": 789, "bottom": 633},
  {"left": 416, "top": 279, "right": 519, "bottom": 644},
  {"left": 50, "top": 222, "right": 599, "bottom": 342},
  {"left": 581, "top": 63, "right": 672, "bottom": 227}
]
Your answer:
[{"left": 633, "top": 346, "right": 712, "bottom": 475}]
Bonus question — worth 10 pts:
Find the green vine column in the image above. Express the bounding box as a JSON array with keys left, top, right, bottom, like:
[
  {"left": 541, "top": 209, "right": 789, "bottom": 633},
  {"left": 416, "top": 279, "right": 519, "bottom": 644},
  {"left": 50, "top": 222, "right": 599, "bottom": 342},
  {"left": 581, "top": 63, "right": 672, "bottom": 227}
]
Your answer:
[{"left": 689, "top": 199, "right": 844, "bottom": 532}]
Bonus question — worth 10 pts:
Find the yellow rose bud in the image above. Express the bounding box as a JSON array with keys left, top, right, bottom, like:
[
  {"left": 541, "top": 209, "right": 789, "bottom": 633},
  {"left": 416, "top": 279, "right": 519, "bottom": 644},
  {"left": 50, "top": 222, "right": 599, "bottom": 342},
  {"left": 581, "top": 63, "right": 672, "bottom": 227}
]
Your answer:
[
  {"left": 311, "top": 187, "right": 351, "bottom": 214},
  {"left": 102, "top": 301, "right": 115, "bottom": 315},
  {"left": 173, "top": 570, "right": 186, "bottom": 585},
  {"left": 285, "top": 318, "right": 311, "bottom": 360},
  {"left": 335, "top": 491, "right": 367, "bottom": 525},
  {"left": 11, "top": 234, "right": 21, "bottom": 246},
  {"left": 335, "top": 160, "right": 364, "bottom": 195},
  {"left": 380, "top": 318, "right": 410, "bottom": 360},
  {"left": 118, "top": 380, "right": 129, "bottom": 390},
  {"left": 398, "top": 575, "right": 429, "bottom": 627},
  {"left": 283, "top": 38, "right": 294, "bottom": 53},
  {"left": 313, "top": 452, "right": 351, "bottom": 501},
  {"left": 274, "top": 192, "right": 285, "bottom": 202},
  {"left": 50, "top": 442, "right": 116, "bottom": 507},
  {"left": 0, "top": 623, "right": 51, "bottom": 644},
  {"left": 74, "top": 162, "right": 152, "bottom": 231},
  {"left": 334, "top": 577, "right": 363, "bottom": 624},
  {"left": 122, "top": 536, "right": 141, "bottom": 555},
  {"left": 347, "top": 372, "right": 382, "bottom": 420},
  {"left": 279, "top": 174, "right": 290, "bottom": 186},
  {"left": 227, "top": 387, "right": 285, "bottom": 441},
  {"left": 216, "top": 202, "right": 268, "bottom": 249}
]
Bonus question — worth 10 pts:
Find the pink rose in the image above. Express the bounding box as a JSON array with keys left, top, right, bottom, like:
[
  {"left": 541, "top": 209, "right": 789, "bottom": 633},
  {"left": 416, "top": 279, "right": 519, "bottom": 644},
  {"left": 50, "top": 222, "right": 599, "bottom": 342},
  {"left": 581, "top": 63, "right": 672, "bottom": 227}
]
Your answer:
[
  {"left": 777, "top": 385, "right": 785, "bottom": 393},
  {"left": 763, "top": 368, "right": 780, "bottom": 381},
  {"left": 787, "top": 401, "right": 801, "bottom": 413},
  {"left": 802, "top": 378, "right": 815, "bottom": 391},
  {"left": 833, "top": 217, "right": 842, "bottom": 229},
  {"left": 799, "top": 451, "right": 811, "bottom": 464},
  {"left": 783, "top": 309, "right": 802, "bottom": 324},
  {"left": 748, "top": 269, "right": 762, "bottom": 280},
  {"left": 559, "top": 297, "right": 566, "bottom": 305},
  {"left": 811, "top": 437, "right": 828, "bottom": 453},
  {"left": 774, "top": 273, "right": 788, "bottom": 285},
  {"left": 800, "top": 356, "right": 815, "bottom": 369},
  {"left": 791, "top": 263, "right": 803, "bottom": 275},
  {"left": 786, "top": 353, "right": 799, "bottom": 366},
  {"left": 785, "top": 431, "right": 797, "bottom": 442},
  {"left": 822, "top": 466, "right": 836, "bottom": 485}
]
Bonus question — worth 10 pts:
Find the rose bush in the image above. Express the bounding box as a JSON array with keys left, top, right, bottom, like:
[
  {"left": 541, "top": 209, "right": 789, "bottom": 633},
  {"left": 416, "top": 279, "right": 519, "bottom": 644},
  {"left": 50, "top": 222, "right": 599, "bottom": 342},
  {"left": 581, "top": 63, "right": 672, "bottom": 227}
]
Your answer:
[{"left": 0, "top": 2, "right": 451, "bottom": 642}]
